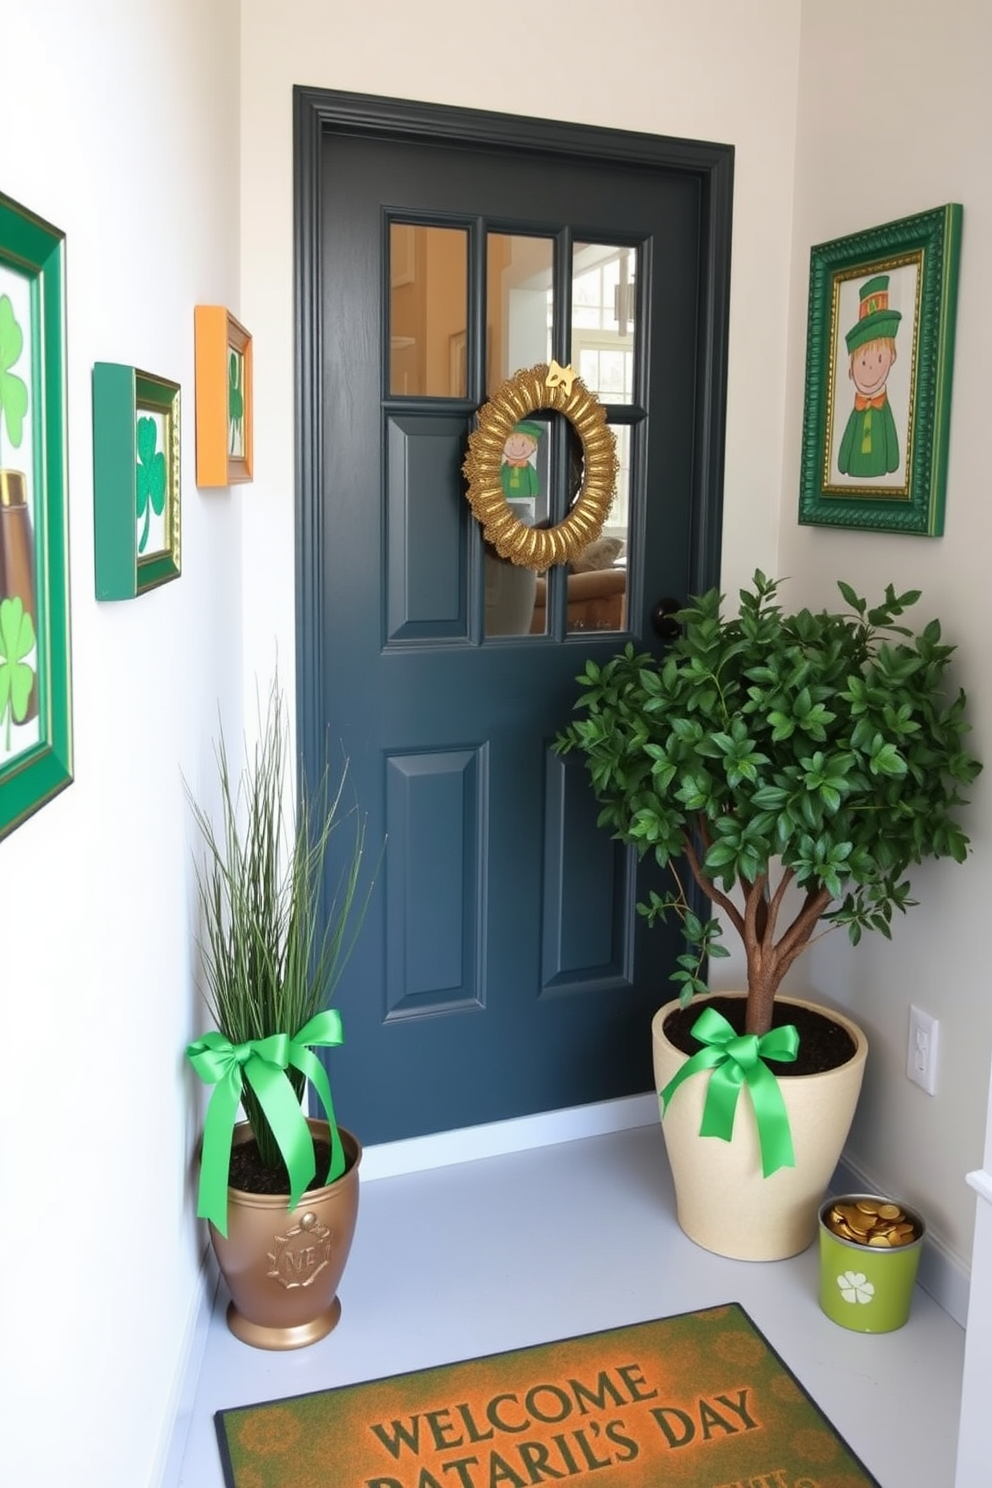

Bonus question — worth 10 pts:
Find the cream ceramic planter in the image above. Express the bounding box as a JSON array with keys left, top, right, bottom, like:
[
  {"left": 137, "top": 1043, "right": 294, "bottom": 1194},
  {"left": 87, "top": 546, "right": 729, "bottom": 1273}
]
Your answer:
[{"left": 651, "top": 994, "right": 868, "bottom": 1262}]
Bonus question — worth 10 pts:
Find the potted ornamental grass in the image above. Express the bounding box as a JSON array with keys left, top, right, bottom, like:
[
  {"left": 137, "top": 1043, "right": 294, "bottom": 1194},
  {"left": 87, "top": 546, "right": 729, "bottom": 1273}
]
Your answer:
[
  {"left": 185, "top": 677, "right": 372, "bottom": 1348},
  {"left": 556, "top": 571, "right": 981, "bottom": 1258}
]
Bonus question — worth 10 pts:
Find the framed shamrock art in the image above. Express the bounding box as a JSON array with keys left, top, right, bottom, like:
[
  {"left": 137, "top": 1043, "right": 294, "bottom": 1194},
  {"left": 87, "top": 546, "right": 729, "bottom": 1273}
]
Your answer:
[
  {"left": 193, "top": 305, "right": 253, "bottom": 486},
  {"left": 0, "top": 191, "right": 73, "bottom": 842},
  {"left": 93, "top": 363, "right": 181, "bottom": 599}
]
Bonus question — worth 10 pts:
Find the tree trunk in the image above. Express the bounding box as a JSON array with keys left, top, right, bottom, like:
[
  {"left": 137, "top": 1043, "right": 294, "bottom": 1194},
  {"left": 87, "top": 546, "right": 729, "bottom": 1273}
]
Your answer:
[{"left": 744, "top": 958, "right": 779, "bottom": 1037}]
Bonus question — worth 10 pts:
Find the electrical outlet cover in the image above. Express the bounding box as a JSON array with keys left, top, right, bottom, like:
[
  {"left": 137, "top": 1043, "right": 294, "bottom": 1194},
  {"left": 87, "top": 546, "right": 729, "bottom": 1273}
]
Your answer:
[{"left": 908, "top": 1004, "right": 939, "bottom": 1095}]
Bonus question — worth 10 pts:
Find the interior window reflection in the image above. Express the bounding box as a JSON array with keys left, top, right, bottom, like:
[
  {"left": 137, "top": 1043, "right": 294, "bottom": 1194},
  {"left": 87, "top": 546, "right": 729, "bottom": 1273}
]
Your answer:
[{"left": 389, "top": 223, "right": 468, "bottom": 396}]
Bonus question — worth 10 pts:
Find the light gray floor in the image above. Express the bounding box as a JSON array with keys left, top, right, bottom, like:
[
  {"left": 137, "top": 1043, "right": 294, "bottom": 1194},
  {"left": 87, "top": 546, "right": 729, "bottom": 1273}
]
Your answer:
[{"left": 169, "top": 1123, "right": 964, "bottom": 1488}]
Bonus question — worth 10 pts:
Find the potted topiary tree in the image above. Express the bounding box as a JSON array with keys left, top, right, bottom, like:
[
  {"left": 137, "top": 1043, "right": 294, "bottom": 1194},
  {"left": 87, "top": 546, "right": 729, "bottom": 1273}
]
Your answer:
[
  {"left": 556, "top": 571, "right": 981, "bottom": 1259},
  {"left": 185, "top": 677, "right": 372, "bottom": 1347}
]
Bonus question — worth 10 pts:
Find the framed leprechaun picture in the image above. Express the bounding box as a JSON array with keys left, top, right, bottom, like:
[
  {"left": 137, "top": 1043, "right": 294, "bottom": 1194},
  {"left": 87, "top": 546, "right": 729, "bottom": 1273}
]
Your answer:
[{"left": 798, "top": 203, "right": 962, "bottom": 536}]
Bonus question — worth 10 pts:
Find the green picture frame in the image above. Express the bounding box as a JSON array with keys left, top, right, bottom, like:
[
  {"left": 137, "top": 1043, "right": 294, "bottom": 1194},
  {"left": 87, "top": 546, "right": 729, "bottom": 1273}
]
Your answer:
[
  {"left": 0, "top": 191, "right": 73, "bottom": 843},
  {"left": 798, "top": 203, "right": 962, "bottom": 536},
  {"left": 93, "top": 363, "right": 181, "bottom": 599}
]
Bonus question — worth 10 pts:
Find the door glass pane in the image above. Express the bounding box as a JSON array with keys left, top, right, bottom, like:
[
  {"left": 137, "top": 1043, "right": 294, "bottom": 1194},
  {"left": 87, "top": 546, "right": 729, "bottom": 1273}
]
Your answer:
[
  {"left": 483, "top": 408, "right": 551, "bottom": 639},
  {"left": 566, "top": 424, "right": 629, "bottom": 634},
  {"left": 567, "top": 243, "right": 636, "bottom": 634},
  {"left": 487, "top": 234, "right": 554, "bottom": 393},
  {"left": 484, "top": 550, "right": 545, "bottom": 638},
  {"left": 389, "top": 224, "right": 468, "bottom": 396},
  {"left": 482, "top": 234, "right": 555, "bottom": 640},
  {"left": 571, "top": 244, "right": 638, "bottom": 391}
]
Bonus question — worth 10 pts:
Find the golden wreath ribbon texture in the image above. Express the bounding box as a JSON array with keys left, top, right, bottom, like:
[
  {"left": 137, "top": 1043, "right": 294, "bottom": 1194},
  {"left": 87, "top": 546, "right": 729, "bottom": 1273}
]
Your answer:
[{"left": 462, "top": 362, "right": 619, "bottom": 572}]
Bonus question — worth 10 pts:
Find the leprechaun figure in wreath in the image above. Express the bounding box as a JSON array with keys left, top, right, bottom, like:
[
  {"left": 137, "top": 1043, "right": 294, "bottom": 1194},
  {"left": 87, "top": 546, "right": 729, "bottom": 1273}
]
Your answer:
[
  {"left": 501, "top": 420, "right": 543, "bottom": 502},
  {"left": 837, "top": 274, "right": 902, "bottom": 479}
]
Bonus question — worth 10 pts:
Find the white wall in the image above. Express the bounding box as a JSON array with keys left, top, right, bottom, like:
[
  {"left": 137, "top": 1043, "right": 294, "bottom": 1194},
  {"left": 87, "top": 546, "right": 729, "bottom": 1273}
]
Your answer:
[
  {"left": 776, "top": 0, "right": 992, "bottom": 1273},
  {"left": 0, "top": 4, "right": 243, "bottom": 1487}
]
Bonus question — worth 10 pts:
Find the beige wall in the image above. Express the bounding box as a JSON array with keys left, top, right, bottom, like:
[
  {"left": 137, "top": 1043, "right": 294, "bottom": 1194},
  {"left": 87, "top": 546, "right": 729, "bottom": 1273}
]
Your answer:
[
  {"left": 2, "top": 3, "right": 242, "bottom": 1486},
  {"left": 776, "top": 0, "right": 992, "bottom": 1270}
]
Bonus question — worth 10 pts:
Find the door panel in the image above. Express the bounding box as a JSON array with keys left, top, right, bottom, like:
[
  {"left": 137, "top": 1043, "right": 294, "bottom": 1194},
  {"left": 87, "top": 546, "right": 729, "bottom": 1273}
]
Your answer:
[
  {"left": 386, "top": 415, "right": 468, "bottom": 639},
  {"left": 295, "top": 91, "right": 733, "bottom": 1146}
]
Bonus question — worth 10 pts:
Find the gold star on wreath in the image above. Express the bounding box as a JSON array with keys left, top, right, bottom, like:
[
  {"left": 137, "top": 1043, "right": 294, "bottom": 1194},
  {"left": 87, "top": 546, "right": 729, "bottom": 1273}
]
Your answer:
[
  {"left": 545, "top": 359, "right": 577, "bottom": 396},
  {"left": 461, "top": 363, "right": 618, "bottom": 571}
]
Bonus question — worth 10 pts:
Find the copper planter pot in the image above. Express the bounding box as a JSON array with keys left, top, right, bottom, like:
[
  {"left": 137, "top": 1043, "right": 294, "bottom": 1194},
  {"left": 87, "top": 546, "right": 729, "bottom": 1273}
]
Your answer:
[{"left": 208, "top": 1119, "right": 362, "bottom": 1350}]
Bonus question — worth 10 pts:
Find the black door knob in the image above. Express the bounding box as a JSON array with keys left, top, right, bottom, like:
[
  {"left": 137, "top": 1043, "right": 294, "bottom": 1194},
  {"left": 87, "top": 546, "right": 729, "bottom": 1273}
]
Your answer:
[{"left": 651, "top": 597, "right": 683, "bottom": 641}]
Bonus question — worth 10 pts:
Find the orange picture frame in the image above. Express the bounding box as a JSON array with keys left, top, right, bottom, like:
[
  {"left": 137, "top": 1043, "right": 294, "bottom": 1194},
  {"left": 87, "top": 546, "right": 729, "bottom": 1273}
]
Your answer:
[{"left": 194, "top": 304, "right": 253, "bottom": 486}]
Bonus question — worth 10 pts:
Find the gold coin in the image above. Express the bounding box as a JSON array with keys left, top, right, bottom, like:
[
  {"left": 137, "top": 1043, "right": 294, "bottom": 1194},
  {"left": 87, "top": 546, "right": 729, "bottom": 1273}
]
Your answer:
[
  {"left": 868, "top": 1233, "right": 891, "bottom": 1246},
  {"left": 856, "top": 1200, "right": 881, "bottom": 1215},
  {"left": 846, "top": 1213, "right": 873, "bottom": 1235},
  {"left": 878, "top": 1203, "right": 902, "bottom": 1220}
]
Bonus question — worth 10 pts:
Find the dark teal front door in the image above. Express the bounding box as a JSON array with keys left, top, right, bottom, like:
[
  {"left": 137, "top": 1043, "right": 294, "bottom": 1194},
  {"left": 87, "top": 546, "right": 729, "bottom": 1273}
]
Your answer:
[{"left": 295, "top": 90, "right": 733, "bottom": 1146}]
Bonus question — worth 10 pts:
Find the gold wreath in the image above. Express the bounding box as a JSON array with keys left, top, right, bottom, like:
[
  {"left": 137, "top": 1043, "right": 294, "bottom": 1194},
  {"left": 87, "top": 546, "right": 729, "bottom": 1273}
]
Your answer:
[{"left": 461, "top": 362, "right": 619, "bottom": 571}]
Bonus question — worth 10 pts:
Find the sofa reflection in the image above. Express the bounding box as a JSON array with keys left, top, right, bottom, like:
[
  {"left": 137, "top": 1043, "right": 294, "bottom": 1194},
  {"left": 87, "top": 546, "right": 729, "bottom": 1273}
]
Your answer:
[{"left": 530, "top": 566, "right": 626, "bottom": 633}]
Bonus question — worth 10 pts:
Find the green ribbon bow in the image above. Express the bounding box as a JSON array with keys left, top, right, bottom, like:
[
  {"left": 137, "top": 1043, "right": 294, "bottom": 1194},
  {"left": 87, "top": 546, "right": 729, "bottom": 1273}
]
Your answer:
[
  {"left": 658, "top": 1006, "right": 799, "bottom": 1177},
  {"left": 186, "top": 1009, "right": 346, "bottom": 1236}
]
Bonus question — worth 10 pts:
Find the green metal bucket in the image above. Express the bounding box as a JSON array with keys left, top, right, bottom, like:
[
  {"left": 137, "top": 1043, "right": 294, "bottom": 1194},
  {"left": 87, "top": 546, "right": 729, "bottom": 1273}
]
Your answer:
[{"left": 818, "top": 1193, "right": 925, "bottom": 1333}]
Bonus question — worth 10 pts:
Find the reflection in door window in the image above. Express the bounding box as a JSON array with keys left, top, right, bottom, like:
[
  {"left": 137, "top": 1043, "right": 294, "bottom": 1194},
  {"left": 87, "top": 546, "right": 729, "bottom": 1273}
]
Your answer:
[
  {"left": 486, "top": 234, "right": 554, "bottom": 393},
  {"left": 480, "top": 236, "right": 636, "bottom": 639},
  {"left": 389, "top": 223, "right": 468, "bottom": 396},
  {"left": 567, "top": 244, "right": 636, "bottom": 626}
]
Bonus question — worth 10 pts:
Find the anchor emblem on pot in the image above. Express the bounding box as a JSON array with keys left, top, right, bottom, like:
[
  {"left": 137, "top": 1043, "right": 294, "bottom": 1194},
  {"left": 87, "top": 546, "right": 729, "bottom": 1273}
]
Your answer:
[{"left": 266, "top": 1211, "right": 334, "bottom": 1289}]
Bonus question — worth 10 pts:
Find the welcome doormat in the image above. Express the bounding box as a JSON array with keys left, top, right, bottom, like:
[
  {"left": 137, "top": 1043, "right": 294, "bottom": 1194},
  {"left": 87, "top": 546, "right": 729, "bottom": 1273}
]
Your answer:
[{"left": 215, "top": 1303, "right": 881, "bottom": 1488}]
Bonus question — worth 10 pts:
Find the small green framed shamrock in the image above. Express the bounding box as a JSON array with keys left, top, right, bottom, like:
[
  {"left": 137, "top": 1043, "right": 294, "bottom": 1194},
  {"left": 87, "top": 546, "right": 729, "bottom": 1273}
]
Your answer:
[{"left": 93, "top": 363, "right": 181, "bottom": 599}]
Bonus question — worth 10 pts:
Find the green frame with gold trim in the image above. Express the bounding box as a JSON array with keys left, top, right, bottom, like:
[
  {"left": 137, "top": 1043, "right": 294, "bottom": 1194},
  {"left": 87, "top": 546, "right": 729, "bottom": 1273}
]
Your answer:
[
  {"left": 798, "top": 203, "right": 962, "bottom": 536},
  {"left": 0, "top": 191, "right": 73, "bottom": 843},
  {"left": 93, "top": 362, "right": 181, "bottom": 599}
]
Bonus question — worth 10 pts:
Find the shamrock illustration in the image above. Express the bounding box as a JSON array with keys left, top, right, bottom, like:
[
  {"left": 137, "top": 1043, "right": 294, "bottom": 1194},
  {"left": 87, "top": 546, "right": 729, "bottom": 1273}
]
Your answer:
[
  {"left": 0, "top": 293, "right": 29, "bottom": 460},
  {"left": 228, "top": 349, "right": 244, "bottom": 452},
  {"left": 0, "top": 596, "right": 36, "bottom": 753},
  {"left": 836, "top": 1270, "right": 875, "bottom": 1305},
  {"left": 135, "top": 415, "right": 166, "bottom": 555}
]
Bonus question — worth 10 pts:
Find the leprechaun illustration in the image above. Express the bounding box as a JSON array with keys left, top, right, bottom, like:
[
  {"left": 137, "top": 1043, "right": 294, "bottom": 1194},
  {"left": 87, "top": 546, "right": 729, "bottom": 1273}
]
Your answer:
[
  {"left": 501, "top": 420, "right": 543, "bottom": 502},
  {"left": 837, "top": 274, "right": 902, "bottom": 479}
]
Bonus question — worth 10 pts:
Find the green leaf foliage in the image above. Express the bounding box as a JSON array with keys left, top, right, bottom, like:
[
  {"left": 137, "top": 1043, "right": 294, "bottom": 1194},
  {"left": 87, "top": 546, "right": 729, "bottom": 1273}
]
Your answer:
[
  {"left": 228, "top": 350, "right": 244, "bottom": 425},
  {"left": 0, "top": 595, "right": 36, "bottom": 752},
  {"left": 186, "top": 678, "right": 374, "bottom": 1172},
  {"left": 135, "top": 415, "right": 167, "bottom": 555},
  {"left": 556, "top": 572, "right": 982, "bottom": 1022},
  {"left": 0, "top": 294, "right": 28, "bottom": 454}
]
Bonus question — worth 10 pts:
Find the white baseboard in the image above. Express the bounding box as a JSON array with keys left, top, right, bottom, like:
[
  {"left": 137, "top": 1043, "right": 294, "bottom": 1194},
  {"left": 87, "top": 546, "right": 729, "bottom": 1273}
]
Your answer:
[
  {"left": 154, "top": 1243, "right": 220, "bottom": 1488},
  {"left": 831, "top": 1153, "right": 970, "bottom": 1328},
  {"left": 360, "top": 1092, "right": 660, "bottom": 1182}
]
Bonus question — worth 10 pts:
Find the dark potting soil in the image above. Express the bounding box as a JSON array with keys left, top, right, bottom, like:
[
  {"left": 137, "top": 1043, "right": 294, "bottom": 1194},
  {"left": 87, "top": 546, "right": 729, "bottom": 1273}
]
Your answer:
[
  {"left": 228, "top": 1138, "right": 349, "bottom": 1196},
  {"left": 663, "top": 995, "right": 857, "bottom": 1076}
]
